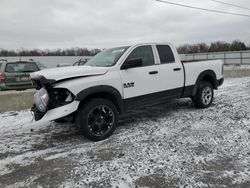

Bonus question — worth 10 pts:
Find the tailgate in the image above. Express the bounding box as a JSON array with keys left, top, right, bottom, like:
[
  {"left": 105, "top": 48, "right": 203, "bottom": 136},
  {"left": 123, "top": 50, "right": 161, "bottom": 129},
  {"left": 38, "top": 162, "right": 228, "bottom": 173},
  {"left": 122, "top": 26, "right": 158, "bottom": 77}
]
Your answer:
[{"left": 5, "top": 72, "right": 31, "bottom": 87}]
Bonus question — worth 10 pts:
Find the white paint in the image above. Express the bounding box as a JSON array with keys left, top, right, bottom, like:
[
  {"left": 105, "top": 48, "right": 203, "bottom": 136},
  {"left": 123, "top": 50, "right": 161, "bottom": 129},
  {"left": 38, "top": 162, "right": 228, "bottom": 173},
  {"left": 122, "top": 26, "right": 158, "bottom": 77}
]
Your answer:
[{"left": 31, "top": 65, "right": 108, "bottom": 81}]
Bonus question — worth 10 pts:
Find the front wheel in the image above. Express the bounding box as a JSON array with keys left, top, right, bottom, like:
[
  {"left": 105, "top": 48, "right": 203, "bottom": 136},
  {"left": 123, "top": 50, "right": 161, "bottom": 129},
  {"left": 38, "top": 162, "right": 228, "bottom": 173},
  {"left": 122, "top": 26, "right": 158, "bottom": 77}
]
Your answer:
[
  {"left": 192, "top": 82, "right": 214, "bottom": 108},
  {"left": 76, "top": 98, "right": 118, "bottom": 141}
]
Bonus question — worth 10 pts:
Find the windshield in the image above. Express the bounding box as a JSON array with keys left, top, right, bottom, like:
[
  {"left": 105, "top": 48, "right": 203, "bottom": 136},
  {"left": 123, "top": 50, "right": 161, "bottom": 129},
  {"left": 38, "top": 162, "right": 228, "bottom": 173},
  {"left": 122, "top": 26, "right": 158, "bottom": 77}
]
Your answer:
[
  {"left": 5, "top": 62, "right": 39, "bottom": 73},
  {"left": 85, "top": 46, "right": 130, "bottom": 67}
]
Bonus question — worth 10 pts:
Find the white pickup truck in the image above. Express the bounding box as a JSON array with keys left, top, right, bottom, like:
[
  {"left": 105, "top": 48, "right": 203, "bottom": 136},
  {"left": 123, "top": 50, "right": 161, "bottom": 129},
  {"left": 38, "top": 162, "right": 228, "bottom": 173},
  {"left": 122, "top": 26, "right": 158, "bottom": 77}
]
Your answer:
[{"left": 31, "top": 43, "right": 224, "bottom": 141}]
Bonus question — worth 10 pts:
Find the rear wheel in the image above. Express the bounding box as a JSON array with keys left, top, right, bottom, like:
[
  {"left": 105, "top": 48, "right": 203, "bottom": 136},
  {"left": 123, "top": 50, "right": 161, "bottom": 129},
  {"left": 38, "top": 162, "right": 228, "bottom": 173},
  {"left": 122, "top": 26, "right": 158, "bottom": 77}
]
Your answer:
[
  {"left": 192, "top": 82, "right": 214, "bottom": 108},
  {"left": 76, "top": 98, "right": 118, "bottom": 141}
]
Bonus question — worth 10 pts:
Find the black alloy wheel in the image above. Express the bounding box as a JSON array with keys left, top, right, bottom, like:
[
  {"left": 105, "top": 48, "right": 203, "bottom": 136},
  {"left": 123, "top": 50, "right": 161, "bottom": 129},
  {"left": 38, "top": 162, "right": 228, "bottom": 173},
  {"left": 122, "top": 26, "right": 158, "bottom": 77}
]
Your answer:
[
  {"left": 76, "top": 98, "right": 118, "bottom": 141},
  {"left": 87, "top": 105, "right": 114, "bottom": 137}
]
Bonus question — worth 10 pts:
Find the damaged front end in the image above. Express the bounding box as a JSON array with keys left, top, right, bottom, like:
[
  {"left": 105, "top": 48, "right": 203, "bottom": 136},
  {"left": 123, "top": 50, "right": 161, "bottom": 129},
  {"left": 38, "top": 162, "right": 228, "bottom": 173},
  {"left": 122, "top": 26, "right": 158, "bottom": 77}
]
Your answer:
[{"left": 31, "top": 75, "right": 79, "bottom": 122}]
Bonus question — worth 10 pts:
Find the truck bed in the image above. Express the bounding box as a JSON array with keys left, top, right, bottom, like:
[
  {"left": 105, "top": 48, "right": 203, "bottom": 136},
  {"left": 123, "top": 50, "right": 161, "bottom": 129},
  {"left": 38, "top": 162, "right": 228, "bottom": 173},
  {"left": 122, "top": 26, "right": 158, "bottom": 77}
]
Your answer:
[
  {"left": 182, "top": 59, "right": 223, "bottom": 88},
  {"left": 182, "top": 59, "right": 220, "bottom": 63}
]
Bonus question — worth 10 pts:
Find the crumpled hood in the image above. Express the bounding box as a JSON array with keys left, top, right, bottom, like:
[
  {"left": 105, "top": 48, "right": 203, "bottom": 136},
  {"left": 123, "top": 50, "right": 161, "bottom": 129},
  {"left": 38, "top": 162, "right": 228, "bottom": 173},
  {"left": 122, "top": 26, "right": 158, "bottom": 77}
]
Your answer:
[{"left": 31, "top": 66, "right": 109, "bottom": 81}]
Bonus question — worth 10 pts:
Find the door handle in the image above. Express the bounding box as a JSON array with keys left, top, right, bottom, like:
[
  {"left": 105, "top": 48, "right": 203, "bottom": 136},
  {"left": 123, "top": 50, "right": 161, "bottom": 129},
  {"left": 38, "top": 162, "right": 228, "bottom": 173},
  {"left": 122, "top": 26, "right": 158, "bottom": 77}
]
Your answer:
[
  {"left": 173, "top": 68, "right": 181, "bottom": 71},
  {"left": 149, "top": 71, "right": 158, "bottom": 75}
]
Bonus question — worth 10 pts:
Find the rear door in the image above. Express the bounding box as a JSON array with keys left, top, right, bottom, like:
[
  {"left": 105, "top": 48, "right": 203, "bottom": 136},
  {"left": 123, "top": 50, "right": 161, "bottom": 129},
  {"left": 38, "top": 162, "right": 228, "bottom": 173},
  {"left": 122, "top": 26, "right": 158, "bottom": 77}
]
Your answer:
[
  {"left": 155, "top": 45, "right": 184, "bottom": 98},
  {"left": 4, "top": 62, "right": 39, "bottom": 88}
]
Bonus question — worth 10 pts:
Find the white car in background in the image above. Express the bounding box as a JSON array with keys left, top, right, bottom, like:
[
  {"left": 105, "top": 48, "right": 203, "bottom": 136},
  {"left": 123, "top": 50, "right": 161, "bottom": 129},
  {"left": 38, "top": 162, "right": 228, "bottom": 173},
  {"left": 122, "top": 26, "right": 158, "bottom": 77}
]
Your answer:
[
  {"left": 56, "top": 63, "right": 71, "bottom": 68},
  {"left": 73, "top": 58, "right": 91, "bottom": 66}
]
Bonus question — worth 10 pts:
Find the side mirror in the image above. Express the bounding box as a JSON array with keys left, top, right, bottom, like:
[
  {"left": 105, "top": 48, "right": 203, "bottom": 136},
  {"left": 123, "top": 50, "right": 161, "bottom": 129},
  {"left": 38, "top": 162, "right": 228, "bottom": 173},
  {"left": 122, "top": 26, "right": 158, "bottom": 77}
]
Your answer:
[{"left": 121, "top": 58, "right": 143, "bottom": 70}]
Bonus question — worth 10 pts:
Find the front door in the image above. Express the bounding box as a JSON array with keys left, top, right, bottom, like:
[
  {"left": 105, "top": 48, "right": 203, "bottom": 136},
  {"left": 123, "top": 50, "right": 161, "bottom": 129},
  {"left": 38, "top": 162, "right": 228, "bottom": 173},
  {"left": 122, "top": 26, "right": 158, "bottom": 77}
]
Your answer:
[{"left": 119, "top": 45, "right": 161, "bottom": 108}]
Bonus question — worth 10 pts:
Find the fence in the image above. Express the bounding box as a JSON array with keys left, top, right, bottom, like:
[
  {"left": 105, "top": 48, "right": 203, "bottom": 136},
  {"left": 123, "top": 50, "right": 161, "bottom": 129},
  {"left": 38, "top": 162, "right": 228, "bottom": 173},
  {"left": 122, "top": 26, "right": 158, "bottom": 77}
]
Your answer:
[
  {"left": 1, "top": 51, "right": 250, "bottom": 66},
  {"left": 180, "top": 50, "right": 250, "bottom": 65}
]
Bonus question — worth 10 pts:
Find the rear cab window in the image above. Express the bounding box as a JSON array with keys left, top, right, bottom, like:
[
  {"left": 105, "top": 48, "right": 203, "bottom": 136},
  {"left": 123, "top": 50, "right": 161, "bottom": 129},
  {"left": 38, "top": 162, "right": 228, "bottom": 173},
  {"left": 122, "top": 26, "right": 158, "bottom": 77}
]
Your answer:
[
  {"left": 0, "top": 63, "right": 2, "bottom": 70},
  {"left": 5, "top": 62, "right": 39, "bottom": 73},
  {"left": 156, "top": 45, "right": 175, "bottom": 64}
]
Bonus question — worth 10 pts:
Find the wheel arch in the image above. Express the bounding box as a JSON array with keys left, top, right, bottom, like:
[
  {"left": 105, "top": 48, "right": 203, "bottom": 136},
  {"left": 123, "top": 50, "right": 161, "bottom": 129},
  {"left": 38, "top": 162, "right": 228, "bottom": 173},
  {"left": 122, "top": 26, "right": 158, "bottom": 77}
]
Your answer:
[
  {"left": 192, "top": 70, "right": 218, "bottom": 96},
  {"left": 75, "top": 85, "right": 124, "bottom": 114}
]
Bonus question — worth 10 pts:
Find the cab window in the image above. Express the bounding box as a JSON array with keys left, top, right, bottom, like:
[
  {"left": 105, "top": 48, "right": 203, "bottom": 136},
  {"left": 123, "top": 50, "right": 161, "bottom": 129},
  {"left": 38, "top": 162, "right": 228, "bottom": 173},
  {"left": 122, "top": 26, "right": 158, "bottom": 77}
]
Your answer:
[
  {"left": 156, "top": 45, "right": 175, "bottom": 64},
  {"left": 126, "top": 45, "right": 155, "bottom": 67}
]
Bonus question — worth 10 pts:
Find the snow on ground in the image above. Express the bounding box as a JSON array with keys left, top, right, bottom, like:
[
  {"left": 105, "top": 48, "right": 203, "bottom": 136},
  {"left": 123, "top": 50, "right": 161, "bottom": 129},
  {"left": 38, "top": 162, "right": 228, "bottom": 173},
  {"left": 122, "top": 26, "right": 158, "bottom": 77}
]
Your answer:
[{"left": 0, "top": 77, "right": 250, "bottom": 188}]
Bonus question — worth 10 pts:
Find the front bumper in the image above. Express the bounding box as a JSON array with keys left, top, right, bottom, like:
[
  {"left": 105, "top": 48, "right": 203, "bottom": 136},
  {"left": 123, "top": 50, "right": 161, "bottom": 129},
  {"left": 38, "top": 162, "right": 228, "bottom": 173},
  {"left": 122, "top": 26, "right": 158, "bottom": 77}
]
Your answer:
[{"left": 31, "top": 100, "right": 80, "bottom": 122}]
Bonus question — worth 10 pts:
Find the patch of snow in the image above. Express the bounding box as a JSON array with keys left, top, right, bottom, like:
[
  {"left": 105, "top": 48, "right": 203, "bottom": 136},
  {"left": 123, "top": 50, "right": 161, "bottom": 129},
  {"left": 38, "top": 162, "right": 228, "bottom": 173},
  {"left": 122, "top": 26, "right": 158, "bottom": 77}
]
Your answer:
[{"left": 0, "top": 77, "right": 250, "bottom": 187}]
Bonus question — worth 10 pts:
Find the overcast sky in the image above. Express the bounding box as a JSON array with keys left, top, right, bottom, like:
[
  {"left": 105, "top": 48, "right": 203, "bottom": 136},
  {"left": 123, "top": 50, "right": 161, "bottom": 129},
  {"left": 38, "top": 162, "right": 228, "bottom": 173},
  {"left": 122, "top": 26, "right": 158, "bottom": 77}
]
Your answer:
[{"left": 0, "top": 0, "right": 249, "bottom": 50}]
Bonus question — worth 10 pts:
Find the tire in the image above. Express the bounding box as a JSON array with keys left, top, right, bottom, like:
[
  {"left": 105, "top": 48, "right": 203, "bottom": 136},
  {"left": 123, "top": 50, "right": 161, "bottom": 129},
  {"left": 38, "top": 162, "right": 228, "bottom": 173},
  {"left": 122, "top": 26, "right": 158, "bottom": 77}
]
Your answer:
[
  {"left": 76, "top": 98, "right": 118, "bottom": 141},
  {"left": 192, "top": 81, "right": 214, "bottom": 108}
]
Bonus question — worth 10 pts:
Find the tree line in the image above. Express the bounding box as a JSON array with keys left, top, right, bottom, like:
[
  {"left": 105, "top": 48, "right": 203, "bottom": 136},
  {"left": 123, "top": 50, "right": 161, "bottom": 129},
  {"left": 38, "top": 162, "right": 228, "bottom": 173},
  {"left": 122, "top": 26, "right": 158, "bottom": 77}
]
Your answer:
[
  {"left": 0, "top": 47, "right": 101, "bottom": 57},
  {"left": 0, "top": 40, "right": 249, "bottom": 56},
  {"left": 177, "top": 40, "right": 250, "bottom": 54}
]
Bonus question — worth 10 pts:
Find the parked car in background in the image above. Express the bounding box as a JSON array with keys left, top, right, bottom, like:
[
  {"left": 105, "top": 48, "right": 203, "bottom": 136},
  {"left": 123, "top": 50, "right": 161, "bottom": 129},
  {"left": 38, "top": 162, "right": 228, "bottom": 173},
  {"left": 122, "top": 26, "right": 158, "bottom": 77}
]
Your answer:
[
  {"left": 0, "top": 60, "right": 46, "bottom": 91},
  {"left": 36, "top": 62, "right": 47, "bottom": 70},
  {"left": 56, "top": 63, "right": 71, "bottom": 68},
  {"left": 27, "top": 59, "right": 47, "bottom": 70},
  {"left": 73, "top": 58, "right": 90, "bottom": 66}
]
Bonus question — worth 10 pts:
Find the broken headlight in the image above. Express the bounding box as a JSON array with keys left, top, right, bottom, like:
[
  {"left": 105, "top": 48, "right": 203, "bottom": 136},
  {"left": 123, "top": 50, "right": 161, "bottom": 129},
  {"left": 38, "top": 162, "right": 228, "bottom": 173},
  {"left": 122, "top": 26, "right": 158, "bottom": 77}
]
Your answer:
[{"left": 34, "top": 87, "right": 49, "bottom": 113}]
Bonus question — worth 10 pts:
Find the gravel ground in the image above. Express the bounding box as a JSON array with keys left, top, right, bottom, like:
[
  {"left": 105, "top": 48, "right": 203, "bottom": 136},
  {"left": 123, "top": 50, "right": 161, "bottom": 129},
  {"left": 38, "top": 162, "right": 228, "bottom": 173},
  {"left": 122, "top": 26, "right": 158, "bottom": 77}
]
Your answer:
[{"left": 0, "top": 77, "right": 249, "bottom": 188}]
